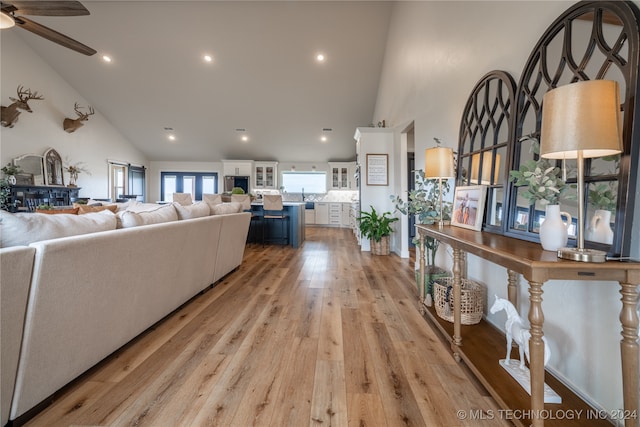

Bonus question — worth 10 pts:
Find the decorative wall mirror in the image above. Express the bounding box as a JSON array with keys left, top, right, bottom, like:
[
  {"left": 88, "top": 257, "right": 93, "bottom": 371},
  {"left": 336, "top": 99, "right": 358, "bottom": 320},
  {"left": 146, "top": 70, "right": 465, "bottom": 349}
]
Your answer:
[
  {"left": 457, "top": 70, "right": 516, "bottom": 234},
  {"left": 506, "top": 1, "right": 640, "bottom": 258},
  {"left": 44, "top": 148, "right": 64, "bottom": 186},
  {"left": 12, "top": 154, "right": 45, "bottom": 186}
]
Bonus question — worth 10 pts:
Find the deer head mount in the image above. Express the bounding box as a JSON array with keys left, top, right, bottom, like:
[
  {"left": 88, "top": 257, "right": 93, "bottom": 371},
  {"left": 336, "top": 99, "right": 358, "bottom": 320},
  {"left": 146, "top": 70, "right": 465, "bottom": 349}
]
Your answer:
[
  {"left": 63, "top": 102, "right": 95, "bottom": 133},
  {"left": 1, "top": 85, "right": 44, "bottom": 128}
]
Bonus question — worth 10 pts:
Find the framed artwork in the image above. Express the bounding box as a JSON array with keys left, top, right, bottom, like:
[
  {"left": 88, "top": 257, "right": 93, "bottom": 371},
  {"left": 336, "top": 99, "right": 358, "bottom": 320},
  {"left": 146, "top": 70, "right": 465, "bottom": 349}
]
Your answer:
[
  {"left": 366, "top": 153, "right": 388, "bottom": 186},
  {"left": 451, "top": 185, "right": 487, "bottom": 231}
]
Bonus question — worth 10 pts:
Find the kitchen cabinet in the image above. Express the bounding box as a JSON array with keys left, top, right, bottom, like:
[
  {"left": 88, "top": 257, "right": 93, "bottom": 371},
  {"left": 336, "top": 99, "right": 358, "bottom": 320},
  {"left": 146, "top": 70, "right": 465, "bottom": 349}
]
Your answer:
[
  {"left": 314, "top": 202, "right": 329, "bottom": 225},
  {"left": 223, "top": 161, "right": 252, "bottom": 177},
  {"left": 329, "top": 203, "right": 342, "bottom": 226},
  {"left": 341, "top": 203, "right": 351, "bottom": 227},
  {"left": 254, "top": 162, "right": 277, "bottom": 189},
  {"left": 328, "top": 162, "right": 356, "bottom": 190}
]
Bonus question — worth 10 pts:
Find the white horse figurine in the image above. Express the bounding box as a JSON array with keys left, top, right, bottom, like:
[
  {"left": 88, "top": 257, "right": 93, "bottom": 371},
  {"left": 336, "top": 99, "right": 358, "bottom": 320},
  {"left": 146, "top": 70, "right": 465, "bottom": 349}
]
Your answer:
[{"left": 489, "top": 295, "right": 550, "bottom": 369}]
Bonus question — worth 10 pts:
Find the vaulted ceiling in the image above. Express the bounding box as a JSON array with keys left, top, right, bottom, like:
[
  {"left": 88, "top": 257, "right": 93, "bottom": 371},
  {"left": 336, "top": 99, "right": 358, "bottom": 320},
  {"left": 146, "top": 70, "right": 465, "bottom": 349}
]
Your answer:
[{"left": 9, "top": 0, "right": 393, "bottom": 163}]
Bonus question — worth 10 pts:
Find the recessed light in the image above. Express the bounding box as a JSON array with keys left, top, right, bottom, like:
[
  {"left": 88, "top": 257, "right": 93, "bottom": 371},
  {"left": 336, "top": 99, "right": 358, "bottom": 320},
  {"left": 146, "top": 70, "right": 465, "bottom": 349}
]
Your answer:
[
  {"left": 241, "top": 135, "right": 249, "bottom": 142},
  {"left": 321, "top": 136, "right": 327, "bottom": 142},
  {"left": 102, "top": 55, "right": 112, "bottom": 63},
  {"left": 203, "top": 54, "right": 213, "bottom": 63},
  {"left": 316, "top": 53, "right": 325, "bottom": 62},
  {"left": 168, "top": 134, "right": 176, "bottom": 141}
]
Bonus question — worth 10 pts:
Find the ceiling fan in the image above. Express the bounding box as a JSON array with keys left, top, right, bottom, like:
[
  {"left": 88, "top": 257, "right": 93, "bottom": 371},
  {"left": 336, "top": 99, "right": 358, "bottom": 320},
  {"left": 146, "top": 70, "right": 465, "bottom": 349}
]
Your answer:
[{"left": 0, "top": 1, "right": 96, "bottom": 56}]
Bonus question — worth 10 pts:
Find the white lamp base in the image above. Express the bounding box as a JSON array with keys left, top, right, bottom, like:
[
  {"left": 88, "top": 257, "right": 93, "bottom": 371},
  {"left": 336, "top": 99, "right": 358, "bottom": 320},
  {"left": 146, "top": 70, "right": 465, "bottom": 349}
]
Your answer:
[{"left": 557, "top": 247, "right": 607, "bottom": 263}]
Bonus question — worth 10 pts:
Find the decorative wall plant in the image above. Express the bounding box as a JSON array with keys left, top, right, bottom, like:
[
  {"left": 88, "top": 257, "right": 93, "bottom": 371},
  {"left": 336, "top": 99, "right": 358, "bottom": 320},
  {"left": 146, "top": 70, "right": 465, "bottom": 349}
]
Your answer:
[
  {"left": 63, "top": 102, "right": 95, "bottom": 133},
  {"left": 0, "top": 85, "right": 44, "bottom": 128}
]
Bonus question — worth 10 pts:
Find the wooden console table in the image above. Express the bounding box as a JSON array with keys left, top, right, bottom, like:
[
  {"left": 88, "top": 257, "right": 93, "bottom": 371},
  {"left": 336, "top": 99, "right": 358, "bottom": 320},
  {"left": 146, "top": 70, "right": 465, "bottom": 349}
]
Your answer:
[{"left": 416, "top": 224, "right": 640, "bottom": 427}]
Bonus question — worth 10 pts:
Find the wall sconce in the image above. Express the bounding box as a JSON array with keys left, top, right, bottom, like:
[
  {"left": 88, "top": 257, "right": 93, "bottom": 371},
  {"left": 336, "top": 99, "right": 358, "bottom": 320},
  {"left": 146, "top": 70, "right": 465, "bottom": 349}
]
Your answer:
[
  {"left": 540, "top": 80, "right": 622, "bottom": 262},
  {"left": 471, "top": 152, "right": 500, "bottom": 185},
  {"left": 425, "top": 146, "right": 455, "bottom": 227}
]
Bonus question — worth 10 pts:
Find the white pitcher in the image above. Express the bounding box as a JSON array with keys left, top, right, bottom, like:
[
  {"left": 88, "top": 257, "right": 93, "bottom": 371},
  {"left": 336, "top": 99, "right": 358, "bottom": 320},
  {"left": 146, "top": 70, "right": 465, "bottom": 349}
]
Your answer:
[
  {"left": 539, "top": 204, "right": 572, "bottom": 251},
  {"left": 586, "top": 209, "right": 614, "bottom": 245}
]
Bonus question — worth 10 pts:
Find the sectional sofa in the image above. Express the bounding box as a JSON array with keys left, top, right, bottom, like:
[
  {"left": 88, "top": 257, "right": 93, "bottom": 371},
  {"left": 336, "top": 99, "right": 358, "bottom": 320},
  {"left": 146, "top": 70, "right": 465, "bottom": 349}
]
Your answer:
[{"left": 0, "top": 201, "right": 250, "bottom": 425}]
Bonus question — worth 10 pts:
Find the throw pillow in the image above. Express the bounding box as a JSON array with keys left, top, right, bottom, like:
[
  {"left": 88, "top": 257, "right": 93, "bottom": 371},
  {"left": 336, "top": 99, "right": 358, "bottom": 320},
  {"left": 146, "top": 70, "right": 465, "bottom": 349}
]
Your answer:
[
  {"left": 210, "top": 202, "right": 243, "bottom": 215},
  {"left": 119, "top": 203, "right": 178, "bottom": 228},
  {"left": 0, "top": 210, "right": 117, "bottom": 248},
  {"left": 172, "top": 193, "right": 193, "bottom": 206},
  {"left": 174, "top": 201, "right": 210, "bottom": 220},
  {"left": 74, "top": 204, "right": 118, "bottom": 214},
  {"left": 35, "top": 207, "right": 80, "bottom": 215}
]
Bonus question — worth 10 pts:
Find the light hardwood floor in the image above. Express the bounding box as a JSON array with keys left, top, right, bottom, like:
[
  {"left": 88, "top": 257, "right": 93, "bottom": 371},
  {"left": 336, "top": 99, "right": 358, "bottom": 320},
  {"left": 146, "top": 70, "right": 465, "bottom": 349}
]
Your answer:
[{"left": 24, "top": 227, "right": 509, "bottom": 427}]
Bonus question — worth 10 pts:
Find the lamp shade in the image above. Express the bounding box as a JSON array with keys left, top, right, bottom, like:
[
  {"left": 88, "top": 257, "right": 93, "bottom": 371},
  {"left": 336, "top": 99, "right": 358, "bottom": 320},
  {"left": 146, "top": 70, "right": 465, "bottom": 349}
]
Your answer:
[
  {"left": 540, "top": 80, "right": 622, "bottom": 159},
  {"left": 425, "top": 147, "right": 455, "bottom": 178},
  {"left": 471, "top": 153, "right": 500, "bottom": 184},
  {"left": 0, "top": 11, "right": 15, "bottom": 29}
]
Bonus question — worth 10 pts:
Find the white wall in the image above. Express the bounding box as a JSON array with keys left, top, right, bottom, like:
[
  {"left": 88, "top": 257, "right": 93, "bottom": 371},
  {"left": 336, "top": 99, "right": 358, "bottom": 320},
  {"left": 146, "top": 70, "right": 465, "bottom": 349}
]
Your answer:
[
  {"left": 373, "top": 0, "right": 639, "bottom": 417},
  {"left": 1, "top": 31, "right": 146, "bottom": 199}
]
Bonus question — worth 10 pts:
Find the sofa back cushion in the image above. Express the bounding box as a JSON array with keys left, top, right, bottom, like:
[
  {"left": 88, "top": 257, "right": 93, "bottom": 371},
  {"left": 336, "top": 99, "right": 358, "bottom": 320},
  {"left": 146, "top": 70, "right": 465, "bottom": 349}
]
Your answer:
[
  {"left": 172, "top": 193, "right": 192, "bottom": 206},
  {"left": 119, "top": 203, "right": 178, "bottom": 228},
  {"left": 173, "top": 201, "right": 210, "bottom": 220},
  {"left": 210, "top": 202, "right": 243, "bottom": 215},
  {"left": 0, "top": 210, "right": 118, "bottom": 248}
]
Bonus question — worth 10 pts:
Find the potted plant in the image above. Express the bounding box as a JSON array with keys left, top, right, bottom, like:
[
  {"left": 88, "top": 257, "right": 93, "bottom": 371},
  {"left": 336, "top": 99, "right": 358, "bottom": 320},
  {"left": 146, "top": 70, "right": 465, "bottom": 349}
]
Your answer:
[
  {"left": 391, "top": 169, "right": 452, "bottom": 303},
  {"left": 1, "top": 162, "right": 22, "bottom": 185},
  {"left": 509, "top": 135, "right": 570, "bottom": 251},
  {"left": 357, "top": 206, "right": 399, "bottom": 255}
]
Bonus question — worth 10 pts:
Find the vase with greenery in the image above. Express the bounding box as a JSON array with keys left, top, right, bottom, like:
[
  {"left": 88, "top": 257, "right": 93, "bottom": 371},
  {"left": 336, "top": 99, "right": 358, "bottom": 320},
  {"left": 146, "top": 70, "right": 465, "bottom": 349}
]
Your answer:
[
  {"left": 1, "top": 162, "right": 22, "bottom": 185},
  {"left": 357, "top": 206, "right": 399, "bottom": 255},
  {"left": 64, "top": 160, "right": 91, "bottom": 187},
  {"left": 391, "top": 169, "right": 452, "bottom": 302},
  {"left": 510, "top": 136, "right": 571, "bottom": 250}
]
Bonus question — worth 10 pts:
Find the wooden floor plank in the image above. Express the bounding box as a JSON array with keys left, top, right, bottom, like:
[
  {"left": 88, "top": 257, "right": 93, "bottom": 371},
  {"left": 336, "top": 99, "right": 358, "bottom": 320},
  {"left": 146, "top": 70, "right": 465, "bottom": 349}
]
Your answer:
[{"left": 23, "top": 228, "right": 507, "bottom": 427}]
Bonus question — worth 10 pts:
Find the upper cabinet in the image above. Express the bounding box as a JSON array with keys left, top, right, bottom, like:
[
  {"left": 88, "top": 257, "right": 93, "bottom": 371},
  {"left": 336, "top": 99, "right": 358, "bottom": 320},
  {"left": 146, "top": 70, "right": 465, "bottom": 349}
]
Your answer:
[
  {"left": 223, "top": 161, "right": 252, "bottom": 177},
  {"left": 328, "top": 162, "right": 356, "bottom": 190},
  {"left": 254, "top": 161, "right": 278, "bottom": 189}
]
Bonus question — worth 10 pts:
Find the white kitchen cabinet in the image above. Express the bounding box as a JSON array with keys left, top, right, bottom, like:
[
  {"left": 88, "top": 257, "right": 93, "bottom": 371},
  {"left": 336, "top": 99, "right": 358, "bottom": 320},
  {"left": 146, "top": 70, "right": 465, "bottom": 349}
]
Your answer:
[
  {"left": 329, "top": 203, "right": 342, "bottom": 226},
  {"left": 254, "top": 162, "right": 277, "bottom": 189},
  {"left": 328, "top": 162, "right": 356, "bottom": 190},
  {"left": 341, "top": 203, "right": 351, "bottom": 227},
  {"left": 315, "top": 202, "right": 329, "bottom": 225},
  {"left": 223, "top": 161, "right": 252, "bottom": 177}
]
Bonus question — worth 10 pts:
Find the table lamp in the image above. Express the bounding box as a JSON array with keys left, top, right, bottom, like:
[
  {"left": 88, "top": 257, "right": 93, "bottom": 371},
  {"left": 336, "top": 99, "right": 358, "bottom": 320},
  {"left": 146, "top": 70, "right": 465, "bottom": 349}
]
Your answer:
[
  {"left": 540, "top": 80, "right": 622, "bottom": 262},
  {"left": 425, "top": 146, "right": 455, "bottom": 228}
]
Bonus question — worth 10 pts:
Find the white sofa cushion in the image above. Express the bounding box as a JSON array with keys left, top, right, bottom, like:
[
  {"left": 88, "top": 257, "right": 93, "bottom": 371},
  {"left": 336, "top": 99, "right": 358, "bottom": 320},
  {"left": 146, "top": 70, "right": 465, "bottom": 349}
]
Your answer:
[
  {"left": 0, "top": 210, "right": 117, "bottom": 248},
  {"left": 173, "top": 201, "right": 210, "bottom": 220},
  {"left": 172, "top": 193, "right": 192, "bottom": 206},
  {"left": 210, "top": 202, "right": 243, "bottom": 215},
  {"left": 119, "top": 203, "right": 178, "bottom": 228}
]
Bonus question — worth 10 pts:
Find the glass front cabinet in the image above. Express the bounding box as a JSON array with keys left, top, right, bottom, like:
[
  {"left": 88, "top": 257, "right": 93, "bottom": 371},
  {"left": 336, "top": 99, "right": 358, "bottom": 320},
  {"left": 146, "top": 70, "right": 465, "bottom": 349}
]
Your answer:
[
  {"left": 328, "top": 162, "right": 356, "bottom": 190},
  {"left": 254, "top": 162, "right": 277, "bottom": 189}
]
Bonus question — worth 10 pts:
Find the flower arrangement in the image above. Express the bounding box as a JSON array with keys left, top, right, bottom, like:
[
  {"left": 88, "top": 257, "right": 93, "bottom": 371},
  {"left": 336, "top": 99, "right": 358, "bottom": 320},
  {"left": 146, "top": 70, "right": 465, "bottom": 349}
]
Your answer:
[
  {"left": 1, "top": 162, "right": 22, "bottom": 176},
  {"left": 64, "top": 159, "right": 91, "bottom": 186},
  {"left": 509, "top": 136, "right": 566, "bottom": 206}
]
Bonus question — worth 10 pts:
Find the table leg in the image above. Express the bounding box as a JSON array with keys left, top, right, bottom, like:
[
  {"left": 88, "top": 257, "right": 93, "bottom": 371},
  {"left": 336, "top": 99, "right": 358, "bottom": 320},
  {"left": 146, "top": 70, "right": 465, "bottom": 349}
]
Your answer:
[
  {"left": 619, "top": 282, "right": 639, "bottom": 427},
  {"left": 452, "top": 247, "right": 462, "bottom": 362},
  {"left": 418, "top": 233, "right": 425, "bottom": 312},
  {"left": 528, "top": 280, "right": 545, "bottom": 427}
]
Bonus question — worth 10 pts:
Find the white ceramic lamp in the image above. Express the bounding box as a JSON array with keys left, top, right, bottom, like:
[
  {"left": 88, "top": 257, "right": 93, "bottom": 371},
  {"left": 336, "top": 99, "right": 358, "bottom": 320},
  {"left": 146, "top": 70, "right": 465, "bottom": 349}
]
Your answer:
[{"left": 540, "top": 80, "right": 622, "bottom": 262}]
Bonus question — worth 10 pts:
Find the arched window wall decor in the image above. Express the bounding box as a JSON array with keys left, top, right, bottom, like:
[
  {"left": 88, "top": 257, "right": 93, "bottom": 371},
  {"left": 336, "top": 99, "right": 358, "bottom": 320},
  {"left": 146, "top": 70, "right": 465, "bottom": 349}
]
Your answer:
[{"left": 456, "top": 1, "right": 640, "bottom": 258}]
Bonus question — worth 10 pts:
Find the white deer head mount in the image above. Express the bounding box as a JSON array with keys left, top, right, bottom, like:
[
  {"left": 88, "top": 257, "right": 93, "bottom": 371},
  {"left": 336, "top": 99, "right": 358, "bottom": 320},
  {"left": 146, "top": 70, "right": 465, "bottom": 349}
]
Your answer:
[
  {"left": 63, "top": 102, "right": 95, "bottom": 133},
  {"left": 0, "top": 85, "right": 44, "bottom": 128}
]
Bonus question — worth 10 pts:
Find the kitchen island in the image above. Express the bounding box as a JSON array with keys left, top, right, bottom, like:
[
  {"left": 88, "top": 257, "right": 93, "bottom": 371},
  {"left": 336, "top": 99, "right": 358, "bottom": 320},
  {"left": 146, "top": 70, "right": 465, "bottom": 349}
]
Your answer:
[{"left": 249, "top": 202, "right": 305, "bottom": 247}]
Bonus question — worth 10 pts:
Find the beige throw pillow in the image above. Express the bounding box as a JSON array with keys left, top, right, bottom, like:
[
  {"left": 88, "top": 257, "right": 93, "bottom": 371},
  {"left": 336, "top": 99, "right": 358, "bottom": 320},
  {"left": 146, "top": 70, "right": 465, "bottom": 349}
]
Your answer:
[
  {"left": 210, "top": 202, "right": 243, "bottom": 215},
  {"left": 172, "top": 193, "right": 193, "bottom": 206},
  {"left": 173, "top": 201, "right": 210, "bottom": 220}
]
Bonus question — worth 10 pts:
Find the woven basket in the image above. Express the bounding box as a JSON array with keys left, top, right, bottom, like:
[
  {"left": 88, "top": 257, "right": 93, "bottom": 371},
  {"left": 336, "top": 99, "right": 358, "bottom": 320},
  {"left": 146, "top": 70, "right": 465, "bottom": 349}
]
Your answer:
[
  {"left": 370, "top": 237, "right": 390, "bottom": 255},
  {"left": 433, "top": 277, "right": 485, "bottom": 325}
]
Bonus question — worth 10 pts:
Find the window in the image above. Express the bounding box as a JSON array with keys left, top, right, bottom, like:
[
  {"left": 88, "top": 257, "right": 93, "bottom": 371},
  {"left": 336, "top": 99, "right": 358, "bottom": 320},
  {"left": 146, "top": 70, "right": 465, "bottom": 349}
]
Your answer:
[
  {"left": 281, "top": 171, "right": 326, "bottom": 193},
  {"left": 160, "top": 172, "right": 218, "bottom": 201}
]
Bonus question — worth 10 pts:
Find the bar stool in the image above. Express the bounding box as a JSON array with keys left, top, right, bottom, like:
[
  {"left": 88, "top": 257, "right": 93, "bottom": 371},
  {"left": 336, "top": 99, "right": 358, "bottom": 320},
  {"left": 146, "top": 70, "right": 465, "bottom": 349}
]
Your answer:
[
  {"left": 232, "top": 194, "right": 260, "bottom": 243},
  {"left": 262, "top": 195, "right": 288, "bottom": 246}
]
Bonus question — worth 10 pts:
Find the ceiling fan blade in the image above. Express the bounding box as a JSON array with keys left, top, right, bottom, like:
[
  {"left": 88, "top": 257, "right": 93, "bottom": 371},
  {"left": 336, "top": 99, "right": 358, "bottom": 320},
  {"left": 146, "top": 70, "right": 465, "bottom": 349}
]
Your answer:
[
  {"left": 15, "top": 16, "right": 96, "bottom": 55},
  {"left": 6, "top": 1, "right": 89, "bottom": 16}
]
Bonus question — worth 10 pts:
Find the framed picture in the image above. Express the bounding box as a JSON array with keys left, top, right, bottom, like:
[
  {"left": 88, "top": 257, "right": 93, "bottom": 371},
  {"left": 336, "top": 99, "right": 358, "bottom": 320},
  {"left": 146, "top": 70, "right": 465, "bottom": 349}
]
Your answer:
[
  {"left": 366, "top": 153, "right": 388, "bottom": 186},
  {"left": 451, "top": 185, "right": 487, "bottom": 231}
]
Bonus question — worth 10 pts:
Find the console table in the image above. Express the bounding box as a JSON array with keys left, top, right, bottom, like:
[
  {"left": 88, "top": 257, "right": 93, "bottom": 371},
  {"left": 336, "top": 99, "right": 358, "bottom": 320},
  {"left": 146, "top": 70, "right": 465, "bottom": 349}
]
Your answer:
[{"left": 416, "top": 224, "right": 640, "bottom": 427}]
